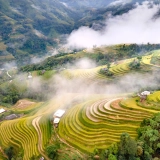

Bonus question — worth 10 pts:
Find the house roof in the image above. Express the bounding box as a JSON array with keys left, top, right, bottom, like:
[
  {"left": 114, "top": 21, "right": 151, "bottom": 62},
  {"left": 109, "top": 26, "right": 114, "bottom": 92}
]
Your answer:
[
  {"left": 141, "top": 91, "right": 150, "bottom": 96},
  {"left": 28, "top": 75, "right": 32, "bottom": 79},
  {"left": 0, "top": 108, "right": 5, "bottom": 114},
  {"left": 54, "top": 109, "right": 65, "bottom": 118},
  {"left": 5, "top": 114, "right": 17, "bottom": 120}
]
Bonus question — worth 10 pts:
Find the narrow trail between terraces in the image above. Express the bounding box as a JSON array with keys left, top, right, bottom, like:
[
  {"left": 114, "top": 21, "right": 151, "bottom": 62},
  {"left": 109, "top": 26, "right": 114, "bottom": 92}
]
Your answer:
[{"left": 32, "top": 116, "right": 49, "bottom": 160}]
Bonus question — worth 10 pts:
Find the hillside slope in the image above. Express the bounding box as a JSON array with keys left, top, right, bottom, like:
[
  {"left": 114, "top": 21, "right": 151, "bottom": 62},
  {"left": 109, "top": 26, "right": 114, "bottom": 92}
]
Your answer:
[
  {"left": 0, "top": 0, "right": 79, "bottom": 65},
  {"left": 0, "top": 0, "right": 140, "bottom": 66}
]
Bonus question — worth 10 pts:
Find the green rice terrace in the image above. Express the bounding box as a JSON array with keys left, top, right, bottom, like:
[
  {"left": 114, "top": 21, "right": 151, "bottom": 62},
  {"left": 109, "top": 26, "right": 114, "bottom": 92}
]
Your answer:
[
  {"left": 58, "top": 92, "right": 160, "bottom": 153},
  {"left": 61, "top": 50, "right": 160, "bottom": 82},
  {"left": 0, "top": 49, "right": 160, "bottom": 160}
]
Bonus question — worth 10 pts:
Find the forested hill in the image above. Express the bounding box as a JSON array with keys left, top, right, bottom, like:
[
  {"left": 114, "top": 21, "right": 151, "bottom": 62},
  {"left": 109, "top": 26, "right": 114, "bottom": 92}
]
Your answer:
[
  {"left": 20, "top": 44, "right": 160, "bottom": 72},
  {"left": 0, "top": 0, "right": 78, "bottom": 66},
  {"left": 59, "top": 0, "right": 145, "bottom": 9},
  {"left": 0, "top": 0, "right": 153, "bottom": 66}
]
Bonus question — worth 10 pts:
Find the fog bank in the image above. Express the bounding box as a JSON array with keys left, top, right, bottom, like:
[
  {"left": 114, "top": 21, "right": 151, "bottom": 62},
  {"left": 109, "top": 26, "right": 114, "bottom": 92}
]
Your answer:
[{"left": 67, "top": 2, "right": 160, "bottom": 48}]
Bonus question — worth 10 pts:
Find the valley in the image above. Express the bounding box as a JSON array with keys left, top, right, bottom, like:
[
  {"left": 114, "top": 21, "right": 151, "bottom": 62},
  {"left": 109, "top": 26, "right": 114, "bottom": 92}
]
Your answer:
[
  {"left": 0, "top": 0, "right": 160, "bottom": 159},
  {"left": 0, "top": 48, "right": 160, "bottom": 160}
]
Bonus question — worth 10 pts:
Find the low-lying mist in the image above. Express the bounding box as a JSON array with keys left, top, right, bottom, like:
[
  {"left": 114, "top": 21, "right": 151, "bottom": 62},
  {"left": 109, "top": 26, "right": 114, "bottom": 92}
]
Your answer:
[
  {"left": 52, "top": 69, "right": 160, "bottom": 96},
  {"left": 17, "top": 58, "right": 160, "bottom": 101},
  {"left": 67, "top": 1, "right": 160, "bottom": 48},
  {"left": 1, "top": 57, "right": 159, "bottom": 107}
]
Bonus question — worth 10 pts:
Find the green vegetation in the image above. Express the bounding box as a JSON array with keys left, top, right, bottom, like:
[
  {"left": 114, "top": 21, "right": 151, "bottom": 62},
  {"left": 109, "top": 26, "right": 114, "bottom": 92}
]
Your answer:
[
  {"left": 0, "top": 69, "right": 56, "bottom": 106},
  {"left": 0, "top": 0, "right": 160, "bottom": 159},
  {"left": 46, "top": 143, "right": 60, "bottom": 159},
  {"left": 0, "top": 47, "right": 160, "bottom": 159},
  {"left": 4, "top": 146, "right": 16, "bottom": 160},
  {"left": 150, "top": 50, "right": 160, "bottom": 66},
  {"left": 99, "top": 63, "right": 114, "bottom": 77},
  {"left": 97, "top": 112, "right": 160, "bottom": 160},
  {"left": 0, "top": 102, "right": 51, "bottom": 159},
  {"left": 58, "top": 91, "right": 160, "bottom": 153},
  {"left": 0, "top": 0, "right": 141, "bottom": 66},
  {"left": 20, "top": 45, "right": 160, "bottom": 71},
  {"left": 129, "top": 58, "right": 141, "bottom": 70}
]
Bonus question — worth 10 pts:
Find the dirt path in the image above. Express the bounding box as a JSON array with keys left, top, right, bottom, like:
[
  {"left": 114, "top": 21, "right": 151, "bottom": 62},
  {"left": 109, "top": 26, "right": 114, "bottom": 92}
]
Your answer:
[
  {"left": 32, "top": 116, "right": 49, "bottom": 160},
  {"left": 14, "top": 99, "right": 35, "bottom": 109},
  {"left": 0, "top": 146, "right": 8, "bottom": 159},
  {"left": 104, "top": 98, "right": 121, "bottom": 111},
  {"left": 7, "top": 71, "right": 12, "bottom": 78}
]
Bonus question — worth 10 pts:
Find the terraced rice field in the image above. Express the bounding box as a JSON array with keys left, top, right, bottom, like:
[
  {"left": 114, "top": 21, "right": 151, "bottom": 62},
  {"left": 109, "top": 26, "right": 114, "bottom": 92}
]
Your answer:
[
  {"left": 150, "top": 50, "right": 160, "bottom": 66},
  {"left": 142, "top": 50, "right": 160, "bottom": 68},
  {"left": 62, "top": 51, "right": 160, "bottom": 82},
  {"left": 148, "top": 91, "right": 160, "bottom": 102},
  {"left": 0, "top": 117, "right": 39, "bottom": 159},
  {"left": 109, "top": 53, "right": 160, "bottom": 76},
  {"left": 0, "top": 102, "right": 52, "bottom": 160},
  {"left": 109, "top": 59, "right": 132, "bottom": 75},
  {"left": 62, "top": 60, "right": 132, "bottom": 81},
  {"left": 62, "top": 66, "right": 108, "bottom": 82},
  {"left": 58, "top": 93, "right": 160, "bottom": 153},
  {"left": 0, "top": 94, "right": 81, "bottom": 159},
  {"left": 0, "top": 51, "right": 160, "bottom": 159}
]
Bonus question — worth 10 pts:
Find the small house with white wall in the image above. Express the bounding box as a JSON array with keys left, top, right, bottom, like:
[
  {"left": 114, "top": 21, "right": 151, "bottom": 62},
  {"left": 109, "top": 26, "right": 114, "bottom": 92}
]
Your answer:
[
  {"left": 28, "top": 72, "right": 32, "bottom": 79},
  {"left": 137, "top": 91, "right": 151, "bottom": 102},
  {"left": 0, "top": 108, "right": 5, "bottom": 114},
  {"left": 53, "top": 109, "right": 65, "bottom": 127}
]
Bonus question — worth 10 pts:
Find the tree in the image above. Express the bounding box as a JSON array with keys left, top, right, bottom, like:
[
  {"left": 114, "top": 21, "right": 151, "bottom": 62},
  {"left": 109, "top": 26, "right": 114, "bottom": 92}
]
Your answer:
[
  {"left": 129, "top": 59, "right": 140, "bottom": 70},
  {"left": 118, "top": 133, "right": 137, "bottom": 160},
  {"left": 143, "top": 151, "right": 152, "bottom": 160},
  {"left": 46, "top": 142, "right": 60, "bottom": 160},
  {"left": 137, "top": 56, "right": 142, "bottom": 61},
  {"left": 46, "top": 145, "right": 57, "bottom": 159},
  {"left": 137, "top": 113, "right": 160, "bottom": 158},
  {"left": 4, "top": 146, "right": 15, "bottom": 160},
  {"left": 108, "top": 154, "right": 117, "bottom": 160},
  {"left": 137, "top": 146, "right": 143, "bottom": 156},
  {"left": 108, "top": 142, "right": 118, "bottom": 155},
  {"left": 107, "top": 62, "right": 111, "bottom": 69}
]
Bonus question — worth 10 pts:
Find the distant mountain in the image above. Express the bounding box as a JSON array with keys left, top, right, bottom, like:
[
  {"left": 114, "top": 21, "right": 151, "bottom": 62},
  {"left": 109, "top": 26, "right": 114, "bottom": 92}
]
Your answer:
[
  {"left": 59, "top": 0, "right": 146, "bottom": 9},
  {"left": 0, "top": 0, "right": 156, "bottom": 66},
  {"left": 59, "top": 0, "right": 114, "bottom": 9},
  {"left": 0, "top": 0, "right": 80, "bottom": 65}
]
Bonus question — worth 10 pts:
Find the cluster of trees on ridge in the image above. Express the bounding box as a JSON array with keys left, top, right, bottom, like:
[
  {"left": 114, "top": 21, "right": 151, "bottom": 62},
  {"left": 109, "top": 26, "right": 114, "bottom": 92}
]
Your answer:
[
  {"left": 20, "top": 44, "right": 160, "bottom": 72},
  {"left": 89, "top": 113, "right": 160, "bottom": 160},
  {"left": 100, "top": 56, "right": 142, "bottom": 77},
  {"left": 0, "top": 81, "right": 49, "bottom": 107}
]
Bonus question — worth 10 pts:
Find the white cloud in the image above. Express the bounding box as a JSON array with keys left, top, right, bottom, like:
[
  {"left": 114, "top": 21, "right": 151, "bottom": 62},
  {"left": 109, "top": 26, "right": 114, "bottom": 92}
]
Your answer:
[
  {"left": 109, "top": 0, "right": 131, "bottom": 6},
  {"left": 67, "top": 2, "right": 160, "bottom": 48},
  {"left": 68, "top": 58, "right": 97, "bottom": 69}
]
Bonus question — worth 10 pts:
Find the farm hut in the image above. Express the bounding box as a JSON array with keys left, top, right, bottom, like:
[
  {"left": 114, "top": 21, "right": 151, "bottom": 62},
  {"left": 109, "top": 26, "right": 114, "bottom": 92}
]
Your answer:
[
  {"left": 0, "top": 108, "right": 5, "bottom": 114},
  {"left": 138, "top": 91, "right": 150, "bottom": 102},
  {"left": 5, "top": 114, "right": 18, "bottom": 120},
  {"left": 53, "top": 109, "right": 65, "bottom": 118},
  {"left": 53, "top": 109, "right": 65, "bottom": 127},
  {"left": 28, "top": 72, "right": 32, "bottom": 79},
  {"left": 54, "top": 118, "right": 60, "bottom": 127}
]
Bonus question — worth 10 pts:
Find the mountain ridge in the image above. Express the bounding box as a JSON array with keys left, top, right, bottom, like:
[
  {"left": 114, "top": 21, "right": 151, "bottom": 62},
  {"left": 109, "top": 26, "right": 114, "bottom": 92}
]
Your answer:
[{"left": 0, "top": 0, "right": 156, "bottom": 66}]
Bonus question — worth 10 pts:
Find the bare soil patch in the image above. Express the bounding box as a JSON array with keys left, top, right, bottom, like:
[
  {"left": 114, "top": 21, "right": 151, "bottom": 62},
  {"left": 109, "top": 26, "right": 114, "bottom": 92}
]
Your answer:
[{"left": 14, "top": 99, "right": 35, "bottom": 109}]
